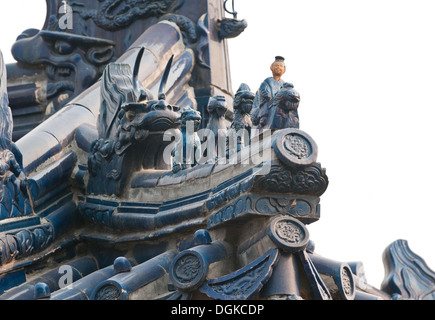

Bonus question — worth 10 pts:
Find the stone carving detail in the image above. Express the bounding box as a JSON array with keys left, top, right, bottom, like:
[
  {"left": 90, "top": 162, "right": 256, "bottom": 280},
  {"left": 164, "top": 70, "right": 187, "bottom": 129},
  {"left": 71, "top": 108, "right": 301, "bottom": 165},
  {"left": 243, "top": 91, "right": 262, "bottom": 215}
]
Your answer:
[
  {"left": 254, "top": 166, "right": 292, "bottom": 193},
  {"left": 275, "top": 220, "right": 304, "bottom": 245},
  {"left": 292, "top": 165, "right": 328, "bottom": 195},
  {"left": 199, "top": 249, "right": 279, "bottom": 300},
  {"left": 218, "top": 18, "right": 248, "bottom": 39},
  {"left": 206, "top": 175, "right": 255, "bottom": 212},
  {"left": 251, "top": 56, "right": 299, "bottom": 130},
  {"left": 95, "top": 284, "right": 121, "bottom": 300},
  {"left": 211, "top": 259, "right": 267, "bottom": 296},
  {"left": 207, "top": 193, "right": 319, "bottom": 229},
  {"left": 87, "top": 62, "right": 144, "bottom": 195},
  {"left": 87, "top": 53, "right": 180, "bottom": 195},
  {"left": 11, "top": 30, "right": 116, "bottom": 118},
  {"left": 268, "top": 216, "right": 309, "bottom": 253},
  {"left": 195, "top": 14, "right": 211, "bottom": 69},
  {"left": 273, "top": 129, "right": 318, "bottom": 168},
  {"left": 264, "top": 84, "right": 300, "bottom": 130},
  {"left": 0, "top": 224, "right": 54, "bottom": 265},
  {"left": 172, "top": 107, "right": 202, "bottom": 173},
  {"left": 253, "top": 84, "right": 300, "bottom": 130},
  {"left": 78, "top": 203, "right": 115, "bottom": 228},
  {"left": 219, "top": 0, "right": 247, "bottom": 39},
  {"left": 341, "top": 267, "right": 353, "bottom": 298},
  {"left": 284, "top": 134, "right": 310, "bottom": 160},
  {"left": 254, "top": 163, "right": 328, "bottom": 196},
  {"left": 0, "top": 50, "right": 32, "bottom": 219},
  {"left": 172, "top": 253, "right": 202, "bottom": 284},
  {"left": 230, "top": 84, "right": 255, "bottom": 133},
  {"left": 0, "top": 150, "right": 32, "bottom": 219},
  {"left": 9, "top": 1, "right": 200, "bottom": 139},
  {"left": 170, "top": 251, "right": 207, "bottom": 291},
  {"left": 205, "top": 95, "right": 228, "bottom": 159},
  {"left": 255, "top": 197, "right": 313, "bottom": 217},
  {"left": 72, "top": 0, "right": 181, "bottom": 31},
  {"left": 226, "top": 84, "right": 255, "bottom": 155},
  {"left": 160, "top": 14, "right": 198, "bottom": 45}
]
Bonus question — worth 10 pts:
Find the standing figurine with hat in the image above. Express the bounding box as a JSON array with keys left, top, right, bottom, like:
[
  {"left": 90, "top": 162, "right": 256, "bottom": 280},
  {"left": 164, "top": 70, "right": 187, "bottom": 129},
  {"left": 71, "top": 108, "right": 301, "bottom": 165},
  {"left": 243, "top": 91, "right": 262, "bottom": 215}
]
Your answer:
[{"left": 252, "top": 56, "right": 294, "bottom": 128}]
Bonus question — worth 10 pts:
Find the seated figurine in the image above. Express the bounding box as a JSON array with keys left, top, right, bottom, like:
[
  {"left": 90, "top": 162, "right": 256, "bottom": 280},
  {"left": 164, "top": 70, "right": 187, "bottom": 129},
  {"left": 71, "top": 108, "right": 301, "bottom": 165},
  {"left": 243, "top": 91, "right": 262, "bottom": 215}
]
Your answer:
[
  {"left": 172, "top": 106, "right": 202, "bottom": 173},
  {"left": 252, "top": 82, "right": 300, "bottom": 131},
  {"left": 268, "top": 83, "right": 300, "bottom": 130},
  {"left": 251, "top": 56, "right": 300, "bottom": 130},
  {"left": 226, "top": 83, "right": 255, "bottom": 156},
  {"left": 252, "top": 56, "right": 289, "bottom": 126},
  {"left": 205, "top": 95, "right": 228, "bottom": 159}
]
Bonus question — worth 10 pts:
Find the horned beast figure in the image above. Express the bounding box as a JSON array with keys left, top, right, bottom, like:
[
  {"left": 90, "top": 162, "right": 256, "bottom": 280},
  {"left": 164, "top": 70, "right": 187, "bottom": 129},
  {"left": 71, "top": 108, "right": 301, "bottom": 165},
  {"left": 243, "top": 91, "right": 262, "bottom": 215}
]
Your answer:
[
  {"left": 88, "top": 61, "right": 146, "bottom": 194},
  {"left": 88, "top": 49, "right": 179, "bottom": 195}
]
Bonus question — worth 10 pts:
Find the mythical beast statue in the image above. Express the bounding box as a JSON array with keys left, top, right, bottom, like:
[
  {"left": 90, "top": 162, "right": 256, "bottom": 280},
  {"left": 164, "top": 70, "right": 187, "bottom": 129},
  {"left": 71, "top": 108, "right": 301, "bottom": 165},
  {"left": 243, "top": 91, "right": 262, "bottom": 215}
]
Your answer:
[{"left": 88, "top": 49, "right": 180, "bottom": 195}]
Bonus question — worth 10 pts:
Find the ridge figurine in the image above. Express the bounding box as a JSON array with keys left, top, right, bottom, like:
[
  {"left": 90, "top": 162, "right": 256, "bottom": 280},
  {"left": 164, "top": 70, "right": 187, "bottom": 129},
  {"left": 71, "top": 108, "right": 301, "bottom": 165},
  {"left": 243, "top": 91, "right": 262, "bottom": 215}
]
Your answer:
[
  {"left": 252, "top": 56, "right": 293, "bottom": 128},
  {"left": 226, "top": 83, "right": 255, "bottom": 155}
]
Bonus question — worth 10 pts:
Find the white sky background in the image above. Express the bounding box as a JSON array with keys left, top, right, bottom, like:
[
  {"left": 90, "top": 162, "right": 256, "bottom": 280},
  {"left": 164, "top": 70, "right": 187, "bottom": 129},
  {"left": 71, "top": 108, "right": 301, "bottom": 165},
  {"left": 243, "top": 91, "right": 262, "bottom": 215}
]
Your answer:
[
  {"left": 229, "top": 0, "right": 435, "bottom": 288},
  {"left": 0, "top": 0, "right": 435, "bottom": 289}
]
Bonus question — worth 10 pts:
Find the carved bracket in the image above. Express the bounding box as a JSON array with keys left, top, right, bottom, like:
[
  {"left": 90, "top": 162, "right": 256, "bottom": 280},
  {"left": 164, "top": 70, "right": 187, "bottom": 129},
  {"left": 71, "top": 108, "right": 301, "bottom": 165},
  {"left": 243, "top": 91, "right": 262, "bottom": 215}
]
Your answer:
[
  {"left": 199, "top": 248, "right": 278, "bottom": 300},
  {"left": 207, "top": 193, "right": 320, "bottom": 229},
  {"left": 0, "top": 224, "right": 54, "bottom": 266},
  {"left": 253, "top": 162, "right": 328, "bottom": 197}
]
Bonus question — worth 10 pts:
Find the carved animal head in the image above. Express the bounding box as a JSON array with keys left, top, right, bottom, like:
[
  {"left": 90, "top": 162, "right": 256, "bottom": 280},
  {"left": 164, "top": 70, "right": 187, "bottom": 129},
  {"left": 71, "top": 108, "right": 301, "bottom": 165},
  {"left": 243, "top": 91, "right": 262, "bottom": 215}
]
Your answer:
[
  {"left": 207, "top": 95, "right": 228, "bottom": 118},
  {"left": 118, "top": 49, "right": 179, "bottom": 133},
  {"left": 88, "top": 54, "right": 183, "bottom": 195},
  {"left": 176, "top": 106, "right": 202, "bottom": 132},
  {"left": 140, "top": 99, "right": 180, "bottom": 131},
  {"left": 114, "top": 102, "right": 150, "bottom": 155},
  {"left": 11, "top": 30, "right": 115, "bottom": 112},
  {"left": 273, "top": 84, "right": 300, "bottom": 112},
  {"left": 218, "top": 18, "right": 248, "bottom": 39}
]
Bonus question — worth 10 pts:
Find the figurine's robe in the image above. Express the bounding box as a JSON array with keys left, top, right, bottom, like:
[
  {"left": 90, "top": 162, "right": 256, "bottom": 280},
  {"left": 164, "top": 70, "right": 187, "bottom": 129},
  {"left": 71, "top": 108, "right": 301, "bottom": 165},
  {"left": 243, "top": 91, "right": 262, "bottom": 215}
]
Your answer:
[{"left": 252, "top": 77, "right": 286, "bottom": 128}]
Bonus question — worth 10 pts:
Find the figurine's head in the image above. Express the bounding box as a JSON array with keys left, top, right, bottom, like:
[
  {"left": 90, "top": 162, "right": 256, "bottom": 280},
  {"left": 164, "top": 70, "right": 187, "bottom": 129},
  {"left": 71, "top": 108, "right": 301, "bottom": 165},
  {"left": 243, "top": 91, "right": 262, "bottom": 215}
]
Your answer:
[
  {"left": 274, "top": 85, "right": 300, "bottom": 112},
  {"left": 234, "top": 83, "right": 255, "bottom": 115},
  {"left": 207, "top": 95, "right": 227, "bottom": 118},
  {"left": 177, "top": 106, "right": 202, "bottom": 131},
  {"left": 270, "top": 56, "right": 286, "bottom": 79}
]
